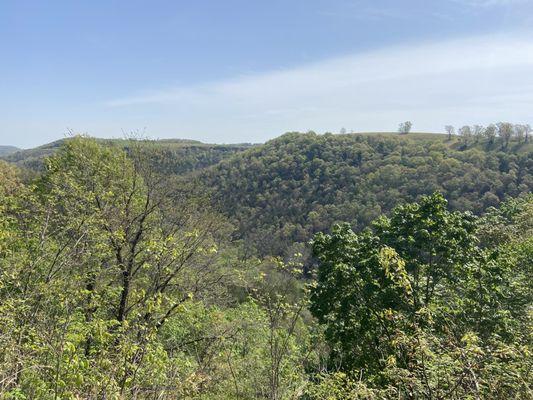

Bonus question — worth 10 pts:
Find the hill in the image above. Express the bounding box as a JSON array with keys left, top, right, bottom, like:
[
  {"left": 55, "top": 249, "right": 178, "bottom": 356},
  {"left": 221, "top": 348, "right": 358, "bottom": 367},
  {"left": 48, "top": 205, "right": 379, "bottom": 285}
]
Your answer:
[
  {"left": 2, "top": 136, "right": 530, "bottom": 398},
  {"left": 193, "top": 131, "right": 532, "bottom": 257},
  {"left": 1, "top": 139, "right": 66, "bottom": 170},
  {"left": 0, "top": 145, "right": 20, "bottom": 156},
  {"left": 1, "top": 137, "right": 254, "bottom": 174},
  {"left": 3, "top": 132, "right": 531, "bottom": 259}
]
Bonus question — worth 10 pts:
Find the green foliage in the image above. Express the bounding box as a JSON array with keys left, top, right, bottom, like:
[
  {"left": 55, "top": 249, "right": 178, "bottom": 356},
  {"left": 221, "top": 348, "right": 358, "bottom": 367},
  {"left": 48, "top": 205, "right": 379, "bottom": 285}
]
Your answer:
[
  {"left": 310, "top": 193, "right": 532, "bottom": 399},
  {"left": 305, "top": 372, "right": 383, "bottom": 399},
  {"left": 0, "top": 136, "right": 530, "bottom": 399},
  {"left": 0, "top": 146, "right": 19, "bottom": 157},
  {"left": 198, "top": 132, "right": 532, "bottom": 257},
  {"left": 310, "top": 224, "right": 413, "bottom": 374},
  {"left": 1, "top": 137, "right": 252, "bottom": 174},
  {"left": 0, "top": 138, "right": 310, "bottom": 399},
  {"left": 372, "top": 193, "right": 478, "bottom": 309}
]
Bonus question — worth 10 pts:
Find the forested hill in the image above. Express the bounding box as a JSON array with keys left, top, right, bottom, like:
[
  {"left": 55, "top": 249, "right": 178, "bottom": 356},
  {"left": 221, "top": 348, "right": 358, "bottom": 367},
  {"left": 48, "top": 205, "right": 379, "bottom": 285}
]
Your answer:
[
  {"left": 1, "top": 136, "right": 530, "bottom": 398},
  {"left": 194, "top": 131, "right": 533, "bottom": 257},
  {"left": 0, "top": 145, "right": 20, "bottom": 156},
  {"left": 1, "top": 138, "right": 253, "bottom": 173},
  {"left": 4, "top": 132, "right": 532, "bottom": 258}
]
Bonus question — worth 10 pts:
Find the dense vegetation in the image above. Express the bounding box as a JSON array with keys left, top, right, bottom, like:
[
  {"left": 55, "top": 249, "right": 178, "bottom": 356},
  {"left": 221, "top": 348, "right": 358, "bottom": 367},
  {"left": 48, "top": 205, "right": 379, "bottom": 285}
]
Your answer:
[
  {"left": 0, "top": 146, "right": 19, "bottom": 157},
  {"left": 309, "top": 193, "right": 531, "bottom": 398},
  {"left": 0, "top": 135, "right": 531, "bottom": 399},
  {"left": 198, "top": 131, "right": 532, "bottom": 257},
  {"left": 1, "top": 138, "right": 252, "bottom": 174}
]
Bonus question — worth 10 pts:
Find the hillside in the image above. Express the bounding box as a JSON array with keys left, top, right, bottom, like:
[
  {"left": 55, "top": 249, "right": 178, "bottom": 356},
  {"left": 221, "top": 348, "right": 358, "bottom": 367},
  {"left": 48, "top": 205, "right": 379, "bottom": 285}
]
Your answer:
[
  {"left": 0, "top": 135, "right": 531, "bottom": 399},
  {"left": 1, "top": 137, "right": 254, "bottom": 174},
  {"left": 0, "top": 145, "right": 20, "bottom": 156},
  {"left": 4, "top": 132, "right": 531, "bottom": 259},
  {"left": 194, "top": 131, "right": 533, "bottom": 257},
  {"left": 1, "top": 139, "right": 66, "bottom": 170}
]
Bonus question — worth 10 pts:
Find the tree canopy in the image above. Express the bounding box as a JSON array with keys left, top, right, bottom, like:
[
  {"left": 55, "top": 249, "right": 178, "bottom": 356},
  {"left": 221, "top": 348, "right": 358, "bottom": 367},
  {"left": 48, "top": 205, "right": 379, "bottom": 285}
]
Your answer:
[
  {"left": 0, "top": 135, "right": 530, "bottom": 399},
  {"left": 198, "top": 131, "right": 532, "bottom": 259}
]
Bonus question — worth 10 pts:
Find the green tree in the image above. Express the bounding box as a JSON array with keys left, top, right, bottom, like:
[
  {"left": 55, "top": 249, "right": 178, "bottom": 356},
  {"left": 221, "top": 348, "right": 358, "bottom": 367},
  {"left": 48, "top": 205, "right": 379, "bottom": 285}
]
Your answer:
[
  {"left": 497, "top": 122, "right": 514, "bottom": 148},
  {"left": 309, "top": 193, "right": 532, "bottom": 398},
  {"left": 372, "top": 193, "right": 478, "bottom": 309},
  {"left": 310, "top": 224, "right": 413, "bottom": 374},
  {"left": 0, "top": 137, "right": 229, "bottom": 397}
]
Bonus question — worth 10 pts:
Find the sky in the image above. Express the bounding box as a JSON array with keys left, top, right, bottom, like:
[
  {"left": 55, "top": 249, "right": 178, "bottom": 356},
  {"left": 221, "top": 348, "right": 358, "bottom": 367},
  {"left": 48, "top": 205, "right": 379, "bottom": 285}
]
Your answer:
[{"left": 1, "top": 0, "right": 533, "bottom": 148}]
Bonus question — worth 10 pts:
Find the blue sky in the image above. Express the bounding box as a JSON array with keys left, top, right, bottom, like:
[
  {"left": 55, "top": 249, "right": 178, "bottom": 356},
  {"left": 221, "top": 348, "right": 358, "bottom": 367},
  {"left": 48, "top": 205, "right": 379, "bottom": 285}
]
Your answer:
[{"left": 1, "top": 0, "right": 533, "bottom": 148}]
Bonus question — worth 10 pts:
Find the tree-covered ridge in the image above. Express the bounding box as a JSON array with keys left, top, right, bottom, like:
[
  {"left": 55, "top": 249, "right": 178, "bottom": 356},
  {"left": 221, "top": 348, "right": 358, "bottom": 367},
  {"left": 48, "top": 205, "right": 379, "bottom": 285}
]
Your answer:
[
  {"left": 0, "top": 146, "right": 20, "bottom": 157},
  {"left": 132, "top": 141, "right": 254, "bottom": 176},
  {"left": 198, "top": 131, "right": 532, "bottom": 257},
  {"left": 0, "top": 137, "right": 253, "bottom": 174}
]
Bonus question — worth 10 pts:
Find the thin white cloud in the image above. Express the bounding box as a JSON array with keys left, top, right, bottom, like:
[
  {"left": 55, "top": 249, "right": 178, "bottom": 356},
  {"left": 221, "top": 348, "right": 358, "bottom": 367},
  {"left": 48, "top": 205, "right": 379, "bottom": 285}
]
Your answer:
[
  {"left": 452, "top": 0, "right": 533, "bottom": 6},
  {"left": 104, "top": 32, "right": 533, "bottom": 141}
]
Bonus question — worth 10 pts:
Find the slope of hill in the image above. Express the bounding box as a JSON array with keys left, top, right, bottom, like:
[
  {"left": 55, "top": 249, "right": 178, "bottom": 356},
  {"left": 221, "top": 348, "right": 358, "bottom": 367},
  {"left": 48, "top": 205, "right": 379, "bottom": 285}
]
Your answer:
[
  {"left": 194, "top": 131, "right": 532, "bottom": 257},
  {"left": 1, "top": 139, "right": 66, "bottom": 170},
  {"left": 1, "top": 137, "right": 254, "bottom": 174},
  {"left": 0, "top": 145, "right": 20, "bottom": 156},
  {"left": 1, "top": 134, "right": 530, "bottom": 398},
  {"left": 129, "top": 139, "right": 254, "bottom": 176},
  {"left": 4, "top": 132, "right": 531, "bottom": 259}
]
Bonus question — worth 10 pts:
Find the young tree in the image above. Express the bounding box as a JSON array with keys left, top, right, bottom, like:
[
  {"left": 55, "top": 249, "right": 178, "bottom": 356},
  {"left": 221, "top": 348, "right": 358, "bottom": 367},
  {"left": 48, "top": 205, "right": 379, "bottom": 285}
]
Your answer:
[
  {"left": 398, "top": 121, "right": 412, "bottom": 134},
  {"left": 514, "top": 124, "right": 525, "bottom": 143},
  {"left": 484, "top": 123, "right": 497, "bottom": 144},
  {"left": 458, "top": 125, "right": 472, "bottom": 146},
  {"left": 309, "top": 194, "right": 531, "bottom": 398},
  {"left": 0, "top": 137, "right": 229, "bottom": 397},
  {"left": 245, "top": 259, "right": 309, "bottom": 400},
  {"left": 473, "top": 124, "right": 485, "bottom": 143},
  {"left": 372, "top": 193, "right": 478, "bottom": 309},
  {"left": 497, "top": 122, "right": 514, "bottom": 148},
  {"left": 444, "top": 125, "right": 455, "bottom": 141},
  {"left": 524, "top": 124, "right": 531, "bottom": 143},
  {"left": 310, "top": 224, "right": 413, "bottom": 373}
]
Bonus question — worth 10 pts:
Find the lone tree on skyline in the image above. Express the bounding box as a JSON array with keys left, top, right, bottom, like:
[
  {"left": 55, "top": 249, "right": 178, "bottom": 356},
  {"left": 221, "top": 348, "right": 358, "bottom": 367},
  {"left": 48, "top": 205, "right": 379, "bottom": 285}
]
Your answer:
[
  {"left": 445, "top": 125, "right": 455, "bottom": 141},
  {"left": 398, "top": 121, "right": 412, "bottom": 134}
]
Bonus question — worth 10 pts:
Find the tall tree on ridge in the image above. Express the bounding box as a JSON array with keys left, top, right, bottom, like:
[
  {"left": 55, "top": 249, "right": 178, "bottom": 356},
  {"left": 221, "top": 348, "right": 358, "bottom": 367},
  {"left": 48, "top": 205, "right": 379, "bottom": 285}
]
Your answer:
[
  {"left": 398, "top": 121, "right": 412, "bottom": 134},
  {"left": 497, "top": 122, "right": 514, "bottom": 148},
  {"left": 445, "top": 125, "right": 455, "bottom": 141}
]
